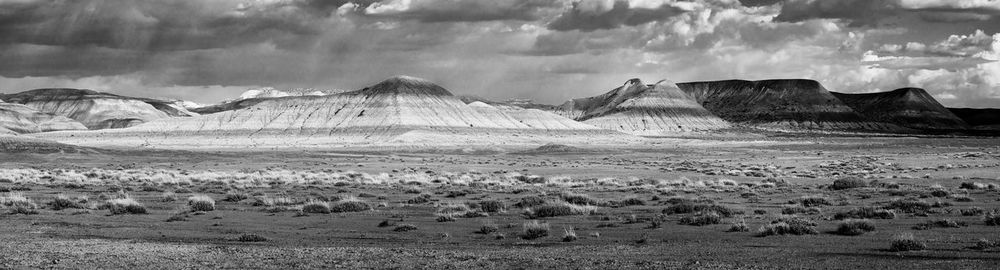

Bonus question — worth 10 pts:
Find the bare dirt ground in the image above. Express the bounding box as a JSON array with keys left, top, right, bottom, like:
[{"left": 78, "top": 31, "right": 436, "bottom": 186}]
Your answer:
[{"left": 1, "top": 136, "right": 999, "bottom": 269}]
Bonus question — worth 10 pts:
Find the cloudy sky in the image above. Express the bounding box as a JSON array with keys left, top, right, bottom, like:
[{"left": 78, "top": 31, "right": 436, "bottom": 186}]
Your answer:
[{"left": 1, "top": 0, "right": 999, "bottom": 108}]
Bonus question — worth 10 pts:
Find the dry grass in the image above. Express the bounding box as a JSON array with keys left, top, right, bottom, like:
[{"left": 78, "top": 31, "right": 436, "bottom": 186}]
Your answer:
[
  {"left": 890, "top": 233, "right": 926, "bottom": 251},
  {"left": 521, "top": 221, "right": 550, "bottom": 240},
  {"left": 301, "top": 200, "right": 331, "bottom": 214},
  {"left": 833, "top": 207, "right": 895, "bottom": 220},
  {"left": 187, "top": 195, "right": 216, "bottom": 212},
  {"left": 1, "top": 193, "right": 38, "bottom": 215},
  {"left": 835, "top": 219, "right": 876, "bottom": 236},
  {"left": 105, "top": 197, "right": 147, "bottom": 215},
  {"left": 524, "top": 202, "right": 596, "bottom": 219},
  {"left": 49, "top": 194, "right": 86, "bottom": 210},
  {"left": 330, "top": 197, "right": 371, "bottom": 213},
  {"left": 562, "top": 226, "right": 578, "bottom": 242}
]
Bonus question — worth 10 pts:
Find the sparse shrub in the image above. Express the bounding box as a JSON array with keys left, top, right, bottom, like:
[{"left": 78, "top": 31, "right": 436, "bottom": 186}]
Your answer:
[
  {"left": 166, "top": 212, "right": 189, "bottom": 222},
  {"left": 959, "top": 182, "right": 987, "bottom": 190},
  {"left": 662, "top": 203, "right": 741, "bottom": 217},
  {"left": 524, "top": 202, "right": 595, "bottom": 218},
  {"left": 608, "top": 198, "right": 644, "bottom": 208},
  {"left": 188, "top": 195, "right": 216, "bottom": 212},
  {"left": 330, "top": 198, "right": 371, "bottom": 213},
  {"left": 561, "top": 192, "right": 600, "bottom": 206},
  {"left": 973, "top": 238, "right": 998, "bottom": 250},
  {"left": 406, "top": 194, "right": 432, "bottom": 204},
  {"left": 436, "top": 214, "right": 457, "bottom": 222},
  {"left": 890, "top": 233, "right": 926, "bottom": 251},
  {"left": 223, "top": 192, "right": 249, "bottom": 202},
  {"left": 515, "top": 196, "right": 547, "bottom": 208},
  {"left": 756, "top": 216, "right": 818, "bottom": 237},
  {"left": 393, "top": 223, "right": 418, "bottom": 232},
  {"left": 679, "top": 211, "right": 722, "bottom": 226},
  {"left": 378, "top": 219, "right": 394, "bottom": 227},
  {"left": 884, "top": 198, "right": 932, "bottom": 213},
  {"left": 960, "top": 207, "right": 985, "bottom": 216},
  {"left": 238, "top": 234, "right": 268, "bottom": 242},
  {"left": 790, "top": 196, "right": 831, "bottom": 207},
  {"left": 782, "top": 206, "right": 821, "bottom": 215},
  {"left": 302, "top": 200, "right": 331, "bottom": 214},
  {"left": 728, "top": 219, "right": 750, "bottom": 232},
  {"left": 105, "top": 197, "right": 147, "bottom": 215},
  {"left": 479, "top": 200, "right": 505, "bottom": 213},
  {"left": 986, "top": 211, "right": 1000, "bottom": 226},
  {"left": 930, "top": 189, "right": 949, "bottom": 198},
  {"left": 520, "top": 221, "right": 550, "bottom": 240},
  {"left": 830, "top": 177, "right": 868, "bottom": 190},
  {"left": 950, "top": 195, "right": 973, "bottom": 202},
  {"left": 479, "top": 223, "right": 500, "bottom": 234},
  {"left": 913, "top": 219, "right": 967, "bottom": 230},
  {"left": 253, "top": 196, "right": 295, "bottom": 207},
  {"left": 161, "top": 192, "right": 178, "bottom": 202},
  {"left": 461, "top": 211, "right": 489, "bottom": 218},
  {"left": 515, "top": 174, "right": 546, "bottom": 184},
  {"left": 562, "top": 227, "right": 578, "bottom": 242},
  {"left": 836, "top": 219, "right": 876, "bottom": 236},
  {"left": 833, "top": 207, "right": 896, "bottom": 220},
  {"left": 49, "top": 194, "right": 85, "bottom": 210},
  {"left": 2, "top": 193, "right": 37, "bottom": 213}
]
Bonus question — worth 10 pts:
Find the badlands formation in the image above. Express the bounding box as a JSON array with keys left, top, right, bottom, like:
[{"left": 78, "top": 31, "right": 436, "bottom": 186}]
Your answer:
[
  {"left": 0, "top": 100, "right": 86, "bottom": 134},
  {"left": 558, "top": 79, "right": 730, "bottom": 135},
  {"left": 676, "top": 79, "right": 902, "bottom": 131},
  {"left": 38, "top": 76, "right": 634, "bottom": 149},
  {"left": 832, "top": 88, "right": 970, "bottom": 131},
  {"left": 0, "top": 89, "right": 195, "bottom": 129}
]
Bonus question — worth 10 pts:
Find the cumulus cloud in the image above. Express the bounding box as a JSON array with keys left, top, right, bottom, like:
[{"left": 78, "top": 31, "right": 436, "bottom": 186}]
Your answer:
[
  {"left": 547, "top": 0, "right": 695, "bottom": 31},
  {"left": 360, "top": 0, "right": 558, "bottom": 22}
]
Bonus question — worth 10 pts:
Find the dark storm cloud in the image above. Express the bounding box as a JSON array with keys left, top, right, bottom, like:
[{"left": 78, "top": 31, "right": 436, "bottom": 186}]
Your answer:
[
  {"left": 773, "top": 0, "right": 1000, "bottom": 26},
  {"left": 547, "top": 0, "right": 688, "bottom": 31},
  {"left": 357, "top": 0, "right": 559, "bottom": 22},
  {"left": 739, "top": 0, "right": 782, "bottom": 7}
]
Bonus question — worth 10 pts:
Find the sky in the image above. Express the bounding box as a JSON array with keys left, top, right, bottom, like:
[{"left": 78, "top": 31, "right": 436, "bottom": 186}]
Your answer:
[{"left": 0, "top": 0, "right": 999, "bottom": 108}]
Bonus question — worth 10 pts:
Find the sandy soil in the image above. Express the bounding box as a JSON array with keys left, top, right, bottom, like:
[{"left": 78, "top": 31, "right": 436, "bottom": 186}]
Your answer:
[{"left": 0, "top": 136, "right": 998, "bottom": 269}]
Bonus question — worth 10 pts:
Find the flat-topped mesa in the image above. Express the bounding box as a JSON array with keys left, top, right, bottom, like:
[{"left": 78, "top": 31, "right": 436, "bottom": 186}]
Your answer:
[
  {"left": 676, "top": 79, "right": 903, "bottom": 131},
  {"left": 832, "top": 88, "right": 970, "bottom": 130},
  {"left": 560, "top": 78, "right": 730, "bottom": 135},
  {"left": 0, "top": 102, "right": 87, "bottom": 134},
  {"left": 0, "top": 88, "right": 196, "bottom": 129},
  {"left": 42, "top": 75, "right": 633, "bottom": 148},
  {"left": 949, "top": 107, "right": 1000, "bottom": 130}
]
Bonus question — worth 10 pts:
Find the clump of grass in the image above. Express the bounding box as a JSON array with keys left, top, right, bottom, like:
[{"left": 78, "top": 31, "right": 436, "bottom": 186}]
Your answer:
[
  {"left": 782, "top": 206, "right": 821, "bottom": 215},
  {"left": 756, "top": 216, "right": 818, "bottom": 237},
  {"left": 884, "top": 198, "right": 932, "bottom": 213},
  {"left": 252, "top": 196, "right": 295, "bottom": 207},
  {"left": 478, "top": 200, "right": 505, "bottom": 213},
  {"left": 679, "top": 211, "right": 722, "bottom": 226},
  {"left": 833, "top": 207, "right": 896, "bottom": 220},
  {"left": 49, "top": 194, "right": 85, "bottom": 210},
  {"left": 406, "top": 194, "right": 432, "bottom": 204},
  {"left": 607, "top": 198, "right": 644, "bottom": 208},
  {"left": 514, "top": 196, "right": 546, "bottom": 208},
  {"left": 479, "top": 223, "right": 500, "bottom": 234},
  {"left": 436, "top": 213, "right": 457, "bottom": 222},
  {"left": 223, "top": 192, "right": 249, "bottom": 202},
  {"left": 836, "top": 219, "right": 876, "bottom": 236},
  {"left": 950, "top": 194, "right": 974, "bottom": 202},
  {"left": 301, "top": 200, "right": 331, "bottom": 214},
  {"left": 986, "top": 211, "right": 1000, "bottom": 226},
  {"left": 830, "top": 177, "right": 868, "bottom": 190},
  {"left": 520, "top": 221, "right": 550, "bottom": 240},
  {"left": 890, "top": 233, "right": 926, "bottom": 251},
  {"left": 238, "top": 234, "right": 268, "bottom": 242},
  {"left": 973, "top": 238, "right": 999, "bottom": 250},
  {"left": 393, "top": 223, "right": 418, "bottom": 232},
  {"left": 330, "top": 197, "right": 371, "bottom": 213},
  {"left": 2, "top": 193, "right": 39, "bottom": 215},
  {"left": 562, "top": 227, "right": 578, "bottom": 242},
  {"left": 912, "top": 219, "right": 967, "bottom": 230},
  {"left": 960, "top": 207, "right": 985, "bottom": 216},
  {"left": 105, "top": 197, "right": 147, "bottom": 215},
  {"left": 561, "top": 192, "right": 601, "bottom": 206},
  {"left": 662, "top": 203, "right": 741, "bottom": 217},
  {"left": 790, "top": 196, "right": 831, "bottom": 207},
  {"left": 187, "top": 195, "right": 216, "bottom": 212},
  {"left": 524, "top": 202, "right": 596, "bottom": 219},
  {"left": 161, "top": 192, "right": 178, "bottom": 202},
  {"left": 728, "top": 218, "right": 750, "bottom": 232}
]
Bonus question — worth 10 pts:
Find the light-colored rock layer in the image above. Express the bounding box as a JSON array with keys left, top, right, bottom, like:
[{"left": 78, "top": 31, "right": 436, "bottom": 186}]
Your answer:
[
  {"left": 558, "top": 79, "right": 730, "bottom": 135},
  {"left": 0, "top": 102, "right": 87, "bottom": 134},
  {"left": 677, "top": 79, "right": 904, "bottom": 131},
  {"left": 38, "top": 76, "right": 636, "bottom": 149},
  {"left": 832, "top": 88, "right": 970, "bottom": 130},
  {"left": 0, "top": 89, "right": 196, "bottom": 129}
]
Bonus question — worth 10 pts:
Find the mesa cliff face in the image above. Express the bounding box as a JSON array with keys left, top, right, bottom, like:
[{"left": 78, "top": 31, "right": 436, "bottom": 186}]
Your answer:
[
  {"left": 39, "top": 76, "right": 634, "bottom": 148},
  {"left": 0, "top": 102, "right": 87, "bottom": 134},
  {"left": 676, "top": 79, "right": 902, "bottom": 131},
  {"left": 0, "top": 89, "right": 196, "bottom": 129},
  {"left": 559, "top": 79, "right": 730, "bottom": 135},
  {"left": 832, "top": 88, "right": 970, "bottom": 130},
  {"left": 948, "top": 108, "right": 1000, "bottom": 130}
]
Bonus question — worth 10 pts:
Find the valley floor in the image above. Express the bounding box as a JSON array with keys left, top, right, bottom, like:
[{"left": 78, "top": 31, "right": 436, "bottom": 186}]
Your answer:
[{"left": 0, "top": 136, "right": 998, "bottom": 269}]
